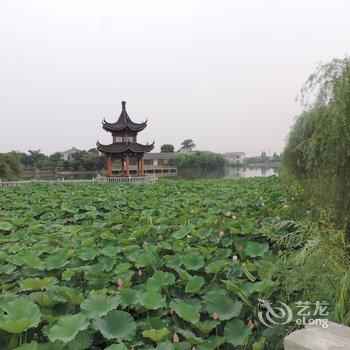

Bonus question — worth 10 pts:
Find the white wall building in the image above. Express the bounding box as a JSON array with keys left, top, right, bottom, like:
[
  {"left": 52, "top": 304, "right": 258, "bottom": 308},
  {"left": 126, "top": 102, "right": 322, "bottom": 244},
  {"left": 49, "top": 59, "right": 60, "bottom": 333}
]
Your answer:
[
  {"left": 223, "top": 152, "right": 246, "bottom": 165},
  {"left": 59, "top": 147, "right": 80, "bottom": 161}
]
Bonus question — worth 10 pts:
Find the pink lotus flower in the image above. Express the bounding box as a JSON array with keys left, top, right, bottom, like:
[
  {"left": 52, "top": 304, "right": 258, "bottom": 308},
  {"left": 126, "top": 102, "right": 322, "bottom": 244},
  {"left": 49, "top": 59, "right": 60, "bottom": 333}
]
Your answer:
[
  {"left": 173, "top": 332, "right": 180, "bottom": 343},
  {"left": 247, "top": 319, "right": 254, "bottom": 329}
]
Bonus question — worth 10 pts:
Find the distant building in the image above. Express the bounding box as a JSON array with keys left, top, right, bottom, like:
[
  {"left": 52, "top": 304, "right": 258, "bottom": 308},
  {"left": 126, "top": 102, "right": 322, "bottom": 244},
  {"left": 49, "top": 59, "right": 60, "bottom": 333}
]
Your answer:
[
  {"left": 223, "top": 152, "right": 245, "bottom": 165},
  {"left": 59, "top": 147, "right": 81, "bottom": 161},
  {"left": 144, "top": 152, "right": 181, "bottom": 166},
  {"left": 178, "top": 147, "right": 192, "bottom": 154}
]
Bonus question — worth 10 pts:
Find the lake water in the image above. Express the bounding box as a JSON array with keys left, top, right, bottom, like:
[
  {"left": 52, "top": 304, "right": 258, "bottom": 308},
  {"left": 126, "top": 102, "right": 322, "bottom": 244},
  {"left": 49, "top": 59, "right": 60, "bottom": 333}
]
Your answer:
[
  {"left": 21, "top": 166, "right": 278, "bottom": 181},
  {"left": 176, "top": 166, "right": 278, "bottom": 180}
]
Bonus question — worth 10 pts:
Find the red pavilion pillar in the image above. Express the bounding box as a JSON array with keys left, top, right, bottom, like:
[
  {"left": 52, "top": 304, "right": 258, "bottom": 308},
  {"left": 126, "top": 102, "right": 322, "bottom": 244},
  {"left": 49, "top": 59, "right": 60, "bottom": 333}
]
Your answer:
[
  {"left": 140, "top": 155, "right": 144, "bottom": 176},
  {"left": 137, "top": 156, "right": 141, "bottom": 176},
  {"left": 125, "top": 154, "right": 130, "bottom": 177},
  {"left": 106, "top": 156, "right": 113, "bottom": 177},
  {"left": 121, "top": 155, "right": 125, "bottom": 176}
]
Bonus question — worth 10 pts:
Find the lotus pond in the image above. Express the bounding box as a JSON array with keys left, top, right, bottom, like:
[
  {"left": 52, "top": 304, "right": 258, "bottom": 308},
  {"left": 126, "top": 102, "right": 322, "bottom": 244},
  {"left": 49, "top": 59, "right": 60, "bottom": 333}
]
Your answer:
[{"left": 0, "top": 177, "right": 298, "bottom": 349}]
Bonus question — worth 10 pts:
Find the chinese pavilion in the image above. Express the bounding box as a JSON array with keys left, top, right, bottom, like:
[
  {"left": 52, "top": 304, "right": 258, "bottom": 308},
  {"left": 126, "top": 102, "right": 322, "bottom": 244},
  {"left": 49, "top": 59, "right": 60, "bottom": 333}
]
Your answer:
[{"left": 97, "top": 101, "right": 154, "bottom": 177}]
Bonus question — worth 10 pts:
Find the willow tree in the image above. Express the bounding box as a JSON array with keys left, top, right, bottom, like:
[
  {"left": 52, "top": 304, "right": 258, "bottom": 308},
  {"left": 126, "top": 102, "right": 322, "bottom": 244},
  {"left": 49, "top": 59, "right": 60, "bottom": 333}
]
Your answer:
[{"left": 283, "top": 57, "right": 350, "bottom": 222}]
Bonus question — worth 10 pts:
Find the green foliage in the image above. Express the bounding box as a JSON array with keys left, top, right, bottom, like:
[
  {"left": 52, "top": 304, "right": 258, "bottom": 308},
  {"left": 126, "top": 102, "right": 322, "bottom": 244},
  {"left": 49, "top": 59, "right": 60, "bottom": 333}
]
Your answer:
[
  {"left": 0, "top": 177, "right": 304, "bottom": 348},
  {"left": 0, "top": 152, "right": 21, "bottom": 180},
  {"left": 160, "top": 144, "right": 175, "bottom": 153},
  {"left": 180, "top": 139, "right": 196, "bottom": 151},
  {"left": 262, "top": 213, "right": 350, "bottom": 327},
  {"left": 19, "top": 148, "right": 105, "bottom": 172},
  {"left": 0, "top": 299, "right": 41, "bottom": 334},
  {"left": 168, "top": 151, "right": 226, "bottom": 170},
  {"left": 283, "top": 57, "right": 350, "bottom": 221}
]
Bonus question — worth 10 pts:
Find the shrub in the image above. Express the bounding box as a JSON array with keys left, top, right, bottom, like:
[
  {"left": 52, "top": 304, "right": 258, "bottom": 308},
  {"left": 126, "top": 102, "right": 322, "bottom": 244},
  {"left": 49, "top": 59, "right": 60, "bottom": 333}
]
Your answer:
[{"left": 0, "top": 152, "right": 21, "bottom": 181}]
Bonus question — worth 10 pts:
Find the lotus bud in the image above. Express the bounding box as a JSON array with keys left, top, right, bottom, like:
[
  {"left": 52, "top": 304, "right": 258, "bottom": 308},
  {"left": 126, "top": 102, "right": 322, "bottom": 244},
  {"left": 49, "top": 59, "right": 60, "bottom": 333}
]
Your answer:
[
  {"left": 169, "top": 309, "right": 174, "bottom": 315},
  {"left": 247, "top": 319, "right": 254, "bottom": 329},
  {"left": 117, "top": 278, "right": 123, "bottom": 287},
  {"left": 173, "top": 332, "right": 180, "bottom": 343},
  {"left": 219, "top": 231, "right": 224, "bottom": 238},
  {"left": 278, "top": 250, "right": 283, "bottom": 256},
  {"left": 138, "top": 270, "right": 142, "bottom": 276},
  {"left": 192, "top": 347, "right": 197, "bottom": 350},
  {"left": 232, "top": 215, "right": 237, "bottom": 220},
  {"left": 232, "top": 255, "right": 238, "bottom": 262},
  {"left": 212, "top": 312, "right": 219, "bottom": 320},
  {"left": 158, "top": 235, "right": 163, "bottom": 241}
]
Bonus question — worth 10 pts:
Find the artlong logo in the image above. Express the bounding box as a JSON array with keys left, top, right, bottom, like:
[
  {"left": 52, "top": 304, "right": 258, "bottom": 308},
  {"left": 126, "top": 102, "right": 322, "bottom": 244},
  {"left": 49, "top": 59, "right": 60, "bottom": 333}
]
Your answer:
[{"left": 258, "top": 299, "right": 293, "bottom": 327}]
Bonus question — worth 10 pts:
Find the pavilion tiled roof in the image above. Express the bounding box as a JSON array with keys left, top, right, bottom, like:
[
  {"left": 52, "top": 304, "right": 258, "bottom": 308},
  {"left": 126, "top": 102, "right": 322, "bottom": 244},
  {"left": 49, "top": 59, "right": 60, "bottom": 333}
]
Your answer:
[
  {"left": 96, "top": 141, "right": 155, "bottom": 155},
  {"left": 102, "top": 101, "right": 147, "bottom": 133}
]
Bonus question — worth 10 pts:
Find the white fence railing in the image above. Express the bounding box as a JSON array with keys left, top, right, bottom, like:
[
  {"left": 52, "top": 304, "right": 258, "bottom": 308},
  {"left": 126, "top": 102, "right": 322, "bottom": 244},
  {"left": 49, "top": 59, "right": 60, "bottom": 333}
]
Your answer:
[{"left": 0, "top": 175, "right": 156, "bottom": 188}]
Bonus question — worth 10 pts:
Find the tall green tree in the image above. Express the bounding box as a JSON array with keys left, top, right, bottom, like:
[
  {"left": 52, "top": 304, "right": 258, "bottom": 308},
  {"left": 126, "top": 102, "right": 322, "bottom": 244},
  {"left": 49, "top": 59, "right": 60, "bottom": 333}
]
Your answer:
[
  {"left": 180, "top": 139, "right": 196, "bottom": 151},
  {"left": 283, "top": 57, "right": 350, "bottom": 221},
  {"left": 160, "top": 144, "right": 174, "bottom": 153}
]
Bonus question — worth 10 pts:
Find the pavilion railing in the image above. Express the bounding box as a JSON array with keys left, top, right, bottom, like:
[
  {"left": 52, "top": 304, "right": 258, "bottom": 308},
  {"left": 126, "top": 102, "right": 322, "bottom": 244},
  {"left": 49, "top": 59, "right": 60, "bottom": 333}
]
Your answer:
[{"left": 0, "top": 174, "right": 157, "bottom": 188}]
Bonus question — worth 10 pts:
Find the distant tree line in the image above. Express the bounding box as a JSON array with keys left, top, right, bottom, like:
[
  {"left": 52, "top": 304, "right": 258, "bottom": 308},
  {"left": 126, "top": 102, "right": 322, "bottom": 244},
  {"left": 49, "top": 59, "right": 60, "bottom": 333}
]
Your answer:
[
  {"left": 160, "top": 139, "right": 196, "bottom": 153},
  {"left": 168, "top": 151, "right": 226, "bottom": 170},
  {"left": 19, "top": 149, "right": 105, "bottom": 172},
  {"left": 245, "top": 151, "right": 281, "bottom": 164}
]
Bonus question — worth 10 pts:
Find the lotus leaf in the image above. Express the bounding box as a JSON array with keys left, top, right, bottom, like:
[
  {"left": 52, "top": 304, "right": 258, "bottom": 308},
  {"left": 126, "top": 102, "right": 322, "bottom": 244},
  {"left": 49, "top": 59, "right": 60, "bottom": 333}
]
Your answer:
[
  {"left": 93, "top": 310, "right": 136, "bottom": 340},
  {"left": 0, "top": 299, "right": 41, "bottom": 333},
  {"left": 183, "top": 252, "right": 204, "bottom": 271},
  {"left": 206, "top": 295, "right": 243, "bottom": 320},
  {"left": 185, "top": 276, "right": 205, "bottom": 294},
  {"left": 138, "top": 291, "right": 166, "bottom": 310},
  {"left": 47, "top": 313, "right": 89, "bottom": 343},
  {"left": 169, "top": 299, "right": 200, "bottom": 324},
  {"left": 223, "top": 319, "right": 250, "bottom": 346},
  {"left": 142, "top": 327, "right": 169, "bottom": 342},
  {"left": 146, "top": 271, "right": 176, "bottom": 291}
]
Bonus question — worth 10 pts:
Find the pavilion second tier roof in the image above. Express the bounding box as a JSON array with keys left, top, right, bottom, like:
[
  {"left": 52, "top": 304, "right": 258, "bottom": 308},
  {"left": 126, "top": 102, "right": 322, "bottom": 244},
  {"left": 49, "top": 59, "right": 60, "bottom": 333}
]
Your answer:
[
  {"left": 96, "top": 141, "right": 155, "bottom": 155},
  {"left": 102, "top": 101, "right": 147, "bottom": 133}
]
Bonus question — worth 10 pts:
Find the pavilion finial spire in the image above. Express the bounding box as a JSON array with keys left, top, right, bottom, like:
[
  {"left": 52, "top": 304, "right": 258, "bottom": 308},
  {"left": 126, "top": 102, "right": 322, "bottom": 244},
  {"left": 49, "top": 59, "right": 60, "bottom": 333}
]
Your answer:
[{"left": 121, "top": 101, "right": 126, "bottom": 110}]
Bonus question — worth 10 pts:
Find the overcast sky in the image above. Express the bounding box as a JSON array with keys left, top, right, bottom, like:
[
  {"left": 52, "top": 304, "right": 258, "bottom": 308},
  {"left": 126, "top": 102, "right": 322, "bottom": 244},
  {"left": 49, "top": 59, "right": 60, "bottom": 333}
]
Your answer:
[{"left": 1, "top": 0, "right": 349, "bottom": 156}]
